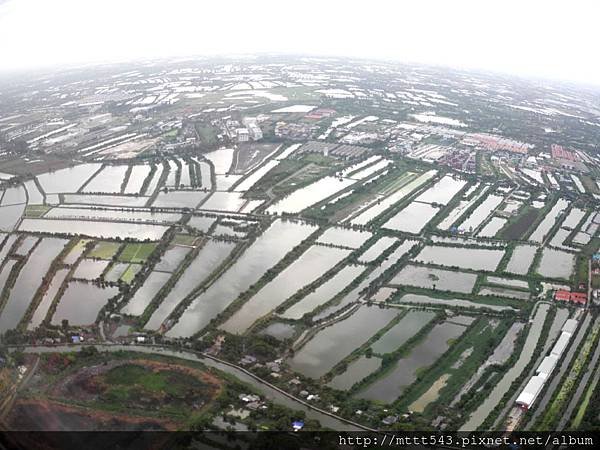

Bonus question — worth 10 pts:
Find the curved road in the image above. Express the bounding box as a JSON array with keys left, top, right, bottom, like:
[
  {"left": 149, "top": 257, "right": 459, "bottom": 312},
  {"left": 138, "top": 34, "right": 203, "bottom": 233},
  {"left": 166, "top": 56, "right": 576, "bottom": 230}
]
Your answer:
[{"left": 11, "top": 343, "right": 373, "bottom": 432}]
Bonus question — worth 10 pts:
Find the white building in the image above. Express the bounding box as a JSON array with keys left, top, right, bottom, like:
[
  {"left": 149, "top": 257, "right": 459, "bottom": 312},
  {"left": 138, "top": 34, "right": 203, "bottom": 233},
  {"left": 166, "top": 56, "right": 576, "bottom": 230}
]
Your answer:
[
  {"left": 516, "top": 375, "right": 545, "bottom": 409},
  {"left": 248, "top": 123, "right": 263, "bottom": 140},
  {"left": 236, "top": 128, "right": 249, "bottom": 142}
]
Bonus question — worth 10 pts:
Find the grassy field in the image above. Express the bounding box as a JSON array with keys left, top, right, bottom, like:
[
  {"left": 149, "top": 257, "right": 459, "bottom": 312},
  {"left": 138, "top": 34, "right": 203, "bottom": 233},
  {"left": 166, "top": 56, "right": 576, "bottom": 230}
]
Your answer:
[
  {"left": 536, "top": 320, "right": 600, "bottom": 430},
  {"left": 498, "top": 206, "right": 541, "bottom": 240},
  {"left": 24, "top": 205, "right": 51, "bottom": 218},
  {"left": 120, "top": 264, "right": 141, "bottom": 283},
  {"left": 194, "top": 124, "right": 218, "bottom": 146},
  {"left": 571, "top": 364, "right": 600, "bottom": 429},
  {"left": 119, "top": 243, "right": 156, "bottom": 263},
  {"left": 172, "top": 234, "right": 198, "bottom": 247},
  {"left": 580, "top": 175, "right": 600, "bottom": 195},
  {"left": 89, "top": 241, "right": 121, "bottom": 259}
]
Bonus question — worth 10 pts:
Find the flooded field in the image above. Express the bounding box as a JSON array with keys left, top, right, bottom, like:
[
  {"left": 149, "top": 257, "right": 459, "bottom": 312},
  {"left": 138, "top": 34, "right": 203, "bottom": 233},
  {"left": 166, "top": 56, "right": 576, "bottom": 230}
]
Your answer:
[
  {"left": 460, "top": 303, "right": 550, "bottom": 430},
  {"left": 23, "top": 180, "right": 44, "bottom": 205},
  {"left": 121, "top": 271, "right": 172, "bottom": 316},
  {"left": 357, "top": 236, "right": 397, "bottom": 263},
  {"left": 389, "top": 264, "right": 477, "bottom": 293},
  {"left": 73, "top": 259, "right": 110, "bottom": 280},
  {"left": 152, "top": 190, "right": 209, "bottom": 209},
  {"left": 414, "top": 175, "right": 467, "bottom": 205},
  {"left": 204, "top": 148, "right": 234, "bottom": 174},
  {"left": 200, "top": 191, "right": 246, "bottom": 212},
  {"left": 561, "top": 208, "right": 586, "bottom": 229},
  {"left": 233, "top": 160, "right": 280, "bottom": 192},
  {"left": 316, "top": 227, "right": 372, "bottom": 249},
  {"left": 0, "top": 260, "right": 17, "bottom": 298},
  {"left": 396, "top": 293, "right": 514, "bottom": 311},
  {"left": 281, "top": 265, "right": 367, "bottom": 320},
  {"left": 28, "top": 268, "right": 69, "bottom": 329},
  {"left": 327, "top": 356, "right": 382, "bottom": 390},
  {"left": 197, "top": 160, "right": 213, "bottom": 190},
  {"left": 356, "top": 319, "right": 469, "bottom": 402},
  {"left": 486, "top": 276, "right": 529, "bottom": 289},
  {"left": 145, "top": 240, "right": 236, "bottom": 329},
  {"left": 83, "top": 165, "right": 128, "bottom": 193},
  {"left": 105, "top": 262, "right": 130, "bottom": 282},
  {"left": 382, "top": 202, "right": 440, "bottom": 234},
  {"left": 154, "top": 246, "right": 191, "bottom": 272},
  {"left": 145, "top": 165, "right": 164, "bottom": 195},
  {"left": 37, "top": 164, "right": 101, "bottom": 193},
  {"left": 124, "top": 165, "right": 152, "bottom": 194},
  {"left": 19, "top": 218, "right": 168, "bottom": 241},
  {"left": 0, "top": 234, "right": 18, "bottom": 263},
  {"left": 166, "top": 220, "right": 317, "bottom": 337},
  {"left": 288, "top": 306, "right": 399, "bottom": 378},
  {"left": 14, "top": 236, "right": 39, "bottom": 255},
  {"left": 266, "top": 176, "right": 356, "bottom": 215},
  {"left": 370, "top": 310, "right": 437, "bottom": 354},
  {"left": 63, "top": 194, "right": 149, "bottom": 207},
  {"left": 528, "top": 199, "right": 570, "bottom": 243},
  {"left": 409, "top": 373, "right": 450, "bottom": 413},
  {"left": 477, "top": 217, "right": 507, "bottom": 238},
  {"left": 458, "top": 194, "right": 504, "bottom": 232},
  {"left": 1, "top": 186, "right": 26, "bottom": 205},
  {"left": 220, "top": 245, "right": 351, "bottom": 333},
  {"left": 414, "top": 245, "right": 504, "bottom": 271},
  {"left": 537, "top": 248, "right": 576, "bottom": 279},
  {"left": 350, "top": 170, "right": 437, "bottom": 226},
  {"left": 0, "top": 204, "right": 26, "bottom": 231},
  {"left": 51, "top": 282, "right": 119, "bottom": 326},
  {"left": 312, "top": 240, "right": 418, "bottom": 321},
  {"left": 437, "top": 186, "right": 491, "bottom": 231},
  {"left": 505, "top": 244, "right": 537, "bottom": 275},
  {"left": 46, "top": 207, "right": 181, "bottom": 224},
  {"left": 478, "top": 287, "right": 530, "bottom": 300},
  {"left": 187, "top": 215, "right": 217, "bottom": 232},
  {"left": 0, "top": 238, "right": 68, "bottom": 332}
]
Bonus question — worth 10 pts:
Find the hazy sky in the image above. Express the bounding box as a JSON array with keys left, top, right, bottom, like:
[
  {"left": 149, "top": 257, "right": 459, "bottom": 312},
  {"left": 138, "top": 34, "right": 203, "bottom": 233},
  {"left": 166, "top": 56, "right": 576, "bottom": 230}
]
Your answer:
[{"left": 1, "top": 0, "right": 599, "bottom": 84}]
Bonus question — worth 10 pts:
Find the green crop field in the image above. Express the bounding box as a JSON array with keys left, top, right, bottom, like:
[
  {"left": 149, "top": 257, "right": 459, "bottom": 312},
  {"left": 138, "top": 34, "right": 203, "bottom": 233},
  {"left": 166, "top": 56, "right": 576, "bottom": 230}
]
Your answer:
[
  {"left": 88, "top": 241, "right": 121, "bottom": 259},
  {"left": 119, "top": 243, "right": 156, "bottom": 263}
]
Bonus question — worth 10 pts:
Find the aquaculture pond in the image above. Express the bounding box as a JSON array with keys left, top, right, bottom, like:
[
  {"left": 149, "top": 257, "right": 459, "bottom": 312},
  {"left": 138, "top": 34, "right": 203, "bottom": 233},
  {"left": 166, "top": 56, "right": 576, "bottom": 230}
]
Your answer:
[
  {"left": 166, "top": 220, "right": 317, "bottom": 338},
  {"left": 0, "top": 238, "right": 68, "bottom": 332},
  {"left": 51, "top": 282, "right": 119, "bottom": 326},
  {"left": 413, "top": 245, "right": 504, "bottom": 271},
  {"left": 287, "top": 306, "right": 399, "bottom": 379},
  {"left": 382, "top": 202, "right": 440, "bottom": 234},
  {"left": 355, "top": 319, "right": 469, "bottom": 402},
  {"left": 145, "top": 240, "right": 236, "bottom": 330},
  {"left": 19, "top": 218, "right": 168, "bottom": 241},
  {"left": 121, "top": 271, "right": 172, "bottom": 316},
  {"left": 388, "top": 264, "right": 477, "bottom": 294},
  {"left": 220, "top": 245, "right": 351, "bottom": 334},
  {"left": 537, "top": 248, "right": 576, "bottom": 279},
  {"left": 370, "top": 309, "right": 437, "bottom": 354},
  {"left": 37, "top": 164, "right": 101, "bottom": 194},
  {"left": 327, "top": 356, "right": 382, "bottom": 391},
  {"left": 505, "top": 244, "right": 537, "bottom": 275},
  {"left": 280, "top": 265, "right": 367, "bottom": 320},
  {"left": 28, "top": 268, "right": 69, "bottom": 330}
]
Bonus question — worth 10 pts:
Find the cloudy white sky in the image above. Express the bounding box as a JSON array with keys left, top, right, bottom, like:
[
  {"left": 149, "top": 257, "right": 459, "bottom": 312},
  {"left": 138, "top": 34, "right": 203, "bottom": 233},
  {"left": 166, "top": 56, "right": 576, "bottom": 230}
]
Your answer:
[{"left": 0, "top": 0, "right": 599, "bottom": 84}]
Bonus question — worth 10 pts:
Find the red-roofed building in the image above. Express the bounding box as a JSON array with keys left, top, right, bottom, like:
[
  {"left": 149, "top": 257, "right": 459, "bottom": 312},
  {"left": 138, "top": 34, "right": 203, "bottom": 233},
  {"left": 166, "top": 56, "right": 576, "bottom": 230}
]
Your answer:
[
  {"left": 554, "top": 290, "right": 586, "bottom": 305},
  {"left": 570, "top": 292, "right": 587, "bottom": 305}
]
